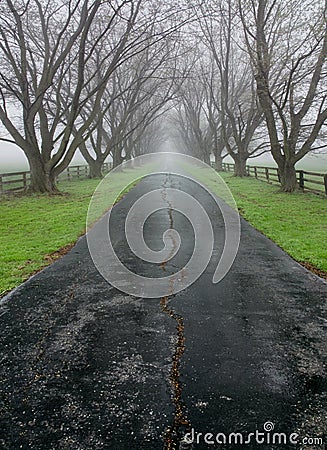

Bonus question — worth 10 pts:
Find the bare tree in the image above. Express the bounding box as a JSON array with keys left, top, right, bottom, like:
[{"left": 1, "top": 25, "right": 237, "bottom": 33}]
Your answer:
[
  {"left": 239, "top": 0, "right": 327, "bottom": 191},
  {"left": 0, "top": 0, "right": 195, "bottom": 192},
  {"left": 196, "top": 0, "right": 266, "bottom": 176},
  {"left": 76, "top": 33, "right": 182, "bottom": 175},
  {"left": 176, "top": 77, "right": 214, "bottom": 164},
  {"left": 200, "top": 61, "right": 227, "bottom": 170},
  {"left": 0, "top": 0, "right": 144, "bottom": 192}
]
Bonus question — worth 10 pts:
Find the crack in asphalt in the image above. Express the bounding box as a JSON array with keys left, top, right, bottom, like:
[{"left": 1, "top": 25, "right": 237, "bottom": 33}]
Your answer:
[
  {"left": 1, "top": 173, "right": 327, "bottom": 448},
  {"left": 160, "top": 175, "right": 192, "bottom": 450},
  {"left": 160, "top": 296, "right": 191, "bottom": 450}
]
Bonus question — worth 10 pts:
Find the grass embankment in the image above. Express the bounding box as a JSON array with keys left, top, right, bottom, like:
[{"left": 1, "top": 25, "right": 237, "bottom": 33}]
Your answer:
[
  {"left": 1, "top": 164, "right": 326, "bottom": 297},
  {"left": 0, "top": 169, "right": 145, "bottom": 297},
  {"left": 190, "top": 167, "right": 327, "bottom": 278}
]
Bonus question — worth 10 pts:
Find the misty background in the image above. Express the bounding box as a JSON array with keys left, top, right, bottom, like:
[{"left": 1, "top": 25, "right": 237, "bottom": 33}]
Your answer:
[{"left": 1, "top": 141, "right": 326, "bottom": 173}]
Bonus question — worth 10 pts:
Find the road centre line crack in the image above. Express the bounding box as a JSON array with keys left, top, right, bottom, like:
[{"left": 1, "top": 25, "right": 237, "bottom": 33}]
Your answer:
[{"left": 160, "top": 175, "right": 192, "bottom": 450}]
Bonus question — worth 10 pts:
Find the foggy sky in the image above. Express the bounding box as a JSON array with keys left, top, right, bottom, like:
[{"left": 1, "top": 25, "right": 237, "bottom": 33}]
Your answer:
[
  {"left": 1, "top": 141, "right": 326, "bottom": 173},
  {"left": 0, "top": 142, "right": 94, "bottom": 172}
]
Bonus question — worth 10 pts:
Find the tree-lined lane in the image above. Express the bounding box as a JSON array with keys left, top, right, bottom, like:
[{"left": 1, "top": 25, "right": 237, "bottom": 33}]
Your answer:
[{"left": 0, "top": 174, "right": 326, "bottom": 449}]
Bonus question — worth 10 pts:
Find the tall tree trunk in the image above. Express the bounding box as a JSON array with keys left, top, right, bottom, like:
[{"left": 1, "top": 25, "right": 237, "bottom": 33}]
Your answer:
[
  {"left": 214, "top": 153, "right": 223, "bottom": 171},
  {"left": 78, "top": 141, "right": 101, "bottom": 178},
  {"left": 278, "top": 160, "right": 298, "bottom": 192},
  {"left": 88, "top": 159, "right": 103, "bottom": 178},
  {"left": 112, "top": 148, "right": 124, "bottom": 169},
  {"left": 233, "top": 154, "right": 248, "bottom": 177},
  {"left": 27, "top": 154, "right": 57, "bottom": 193},
  {"left": 203, "top": 152, "right": 211, "bottom": 166}
]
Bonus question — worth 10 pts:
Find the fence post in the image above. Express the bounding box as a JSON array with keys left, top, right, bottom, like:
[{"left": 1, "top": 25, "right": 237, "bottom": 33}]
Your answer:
[
  {"left": 23, "top": 172, "right": 27, "bottom": 190},
  {"left": 299, "top": 170, "right": 304, "bottom": 190},
  {"left": 0, "top": 175, "right": 2, "bottom": 194},
  {"left": 67, "top": 166, "right": 71, "bottom": 181},
  {"left": 265, "top": 167, "right": 269, "bottom": 182},
  {"left": 254, "top": 167, "right": 257, "bottom": 179},
  {"left": 324, "top": 174, "right": 327, "bottom": 195}
]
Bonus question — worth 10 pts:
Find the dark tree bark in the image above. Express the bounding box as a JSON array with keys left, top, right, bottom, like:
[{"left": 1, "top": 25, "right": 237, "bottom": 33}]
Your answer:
[
  {"left": 203, "top": 152, "right": 211, "bottom": 166},
  {"left": 78, "top": 138, "right": 105, "bottom": 179},
  {"left": 239, "top": 0, "right": 327, "bottom": 192},
  {"left": 27, "top": 153, "right": 57, "bottom": 193},
  {"left": 233, "top": 153, "right": 248, "bottom": 177},
  {"left": 0, "top": 0, "right": 160, "bottom": 192},
  {"left": 112, "top": 147, "right": 124, "bottom": 169},
  {"left": 88, "top": 160, "right": 103, "bottom": 179},
  {"left": 214, "top": 153, "right": 223, "bottom": 171},
  {"left": 278, "top": 161, "right": 298, "bottom": 192}
]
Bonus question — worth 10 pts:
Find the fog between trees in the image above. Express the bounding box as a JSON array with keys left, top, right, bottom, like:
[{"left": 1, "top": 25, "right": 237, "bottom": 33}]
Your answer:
[{"left": 0, "top": 0, "right": 326, "bottom": 192}]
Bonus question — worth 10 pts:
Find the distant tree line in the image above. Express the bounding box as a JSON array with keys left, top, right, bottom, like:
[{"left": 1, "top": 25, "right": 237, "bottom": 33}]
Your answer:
[
  {"left": 0, "top": 0, "right": 326, "bottom": 193},
  {"left": 171, "top": 0, "right": 327, "bottom": 192},
  {"left": 0, "top": 0, "right": 192, "bottom": 192}
]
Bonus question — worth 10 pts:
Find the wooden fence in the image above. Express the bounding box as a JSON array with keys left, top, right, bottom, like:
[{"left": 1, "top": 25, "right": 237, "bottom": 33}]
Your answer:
[
  {"left": 0, "top": 162, "right": 113, "bottom": 195},
  {"left": 1, "top": 160, "right": 326, "bottom": 195},
  {"left": 221, "top": 162, "right": 327, "bottom": 196},
  {"left": 0, "top": 171, "right": 31, "bottom": 194}
]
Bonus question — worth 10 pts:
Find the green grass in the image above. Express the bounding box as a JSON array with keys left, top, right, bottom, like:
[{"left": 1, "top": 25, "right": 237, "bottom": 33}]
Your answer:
[
  {"left": 0, "top": 167, "right": 148, "bottom": 297},
  {"left": 227, "top": 162, "right": 326, "bottom": 194},
  {"left": 2, "top": 162, "right": 326, "bottom": 297},
  {"left": 222, "top": 175, "right": 327, "bottom": 273},
  {"left": 185, "top": 165, "right": 327, "bottom": 275}
]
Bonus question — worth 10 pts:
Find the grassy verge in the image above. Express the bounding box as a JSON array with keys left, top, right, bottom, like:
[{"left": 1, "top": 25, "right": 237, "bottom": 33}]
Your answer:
[
  {"left": 185, "top": 166, "right": 327, "bottom": 278},
  {"left": 222, "top": 174, "right": 327, "bottom": 276},
  {"left": 2, "top": 163, "right": 325, "bottom": 297},
  {"left": 0, "top": 169, "right": 146, "bottom": 297}
]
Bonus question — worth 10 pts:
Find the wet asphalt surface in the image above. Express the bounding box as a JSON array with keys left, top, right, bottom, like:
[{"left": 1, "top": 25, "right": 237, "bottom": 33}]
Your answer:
[{"left": 0, "top": 173, "right": 326, "bottom": 450}]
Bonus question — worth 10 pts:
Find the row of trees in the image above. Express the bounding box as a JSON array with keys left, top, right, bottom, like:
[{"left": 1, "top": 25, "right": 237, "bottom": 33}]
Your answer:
[
  {"left": 0, "top": 0, "right": 327, "bottom": 192},
  {"left": 171, "top": 0, "right": 327, "bottom": 191},
  {"left": 0, "top": 0, "right": 193, "bottom": 192}
]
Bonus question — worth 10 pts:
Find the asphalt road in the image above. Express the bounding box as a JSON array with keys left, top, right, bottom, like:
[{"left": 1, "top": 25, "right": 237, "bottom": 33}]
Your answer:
[{"left": 0, "top": 173, "right": 326, "bottom": 450}]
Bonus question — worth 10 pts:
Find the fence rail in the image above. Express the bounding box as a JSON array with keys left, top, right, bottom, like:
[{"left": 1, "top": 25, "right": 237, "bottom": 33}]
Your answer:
[
  {"left": 0, "top": 171, "right": 31, "bottom": 194},
  {"left": 1, "top": 161, "right": 326, "bottom": 196},
  {"left": 221, "top": 162, "right": 327, "bottom": 196},
  {"left": 0, "top": 163, "right": 113, "bottom": 195}
]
